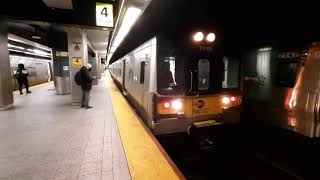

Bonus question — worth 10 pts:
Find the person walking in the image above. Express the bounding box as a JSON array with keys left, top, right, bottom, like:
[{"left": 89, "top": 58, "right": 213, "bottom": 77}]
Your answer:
[
  {"left": 79, "top": 63, "right": 94, "bottom": 109},
  {"left": 15, "top": 63, "right": 31, "bottom": 95}
]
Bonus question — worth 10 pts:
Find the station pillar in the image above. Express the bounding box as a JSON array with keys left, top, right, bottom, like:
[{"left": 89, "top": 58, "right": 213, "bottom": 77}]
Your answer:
[
  {"left": 0, "top": 17, "right": 13, "bottom": 111},
  {"left": 65, "top": 28, "right": 89, "bottom": 105},
  {"left": 88, "top": 50, "right": 99, "bottom": 85},
  {"left": 48, "top": 26, "right": 70, "bottom": 95},
  {"left": 97, "top": 54, "right": 103, "bottom": 79}
]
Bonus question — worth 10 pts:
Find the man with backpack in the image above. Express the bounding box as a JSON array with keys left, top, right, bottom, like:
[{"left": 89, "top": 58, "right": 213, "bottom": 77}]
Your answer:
[
  {"left": 75, "top": 63, "right": 94, "bottom": 109},
  {"left": 15, "top": 63, "right": 31, "bottom": 95}
]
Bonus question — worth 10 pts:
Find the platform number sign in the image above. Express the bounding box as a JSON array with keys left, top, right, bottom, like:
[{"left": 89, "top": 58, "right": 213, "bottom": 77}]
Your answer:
[
  {"left": 96, "top": 2, "right": 114, "bottom": 27},
  {"left": 101, "top": 7, "right": 108, "bottom": 16}
]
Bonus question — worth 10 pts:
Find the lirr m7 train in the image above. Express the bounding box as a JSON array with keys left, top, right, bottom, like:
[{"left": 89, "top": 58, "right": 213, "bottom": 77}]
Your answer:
[{"left": 109, "top": 27, "right": 242, "bottom": 135}]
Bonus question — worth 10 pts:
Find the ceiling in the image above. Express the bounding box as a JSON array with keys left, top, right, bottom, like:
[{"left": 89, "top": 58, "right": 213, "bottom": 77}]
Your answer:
[
  {"left": 107, "top": 0, "right": 151, "bottom": 63},
  {"left": 109, "top": 0, "right": 320, "bottom": 64},
  {"left": 85, "top": 29, "right": 110, "bottom": 56},
  {"left": 1, "top": 0, "right": 119, "bottom": 28},
  {"left": 42, "top": 0, "right": 73, "bottom": 9}
]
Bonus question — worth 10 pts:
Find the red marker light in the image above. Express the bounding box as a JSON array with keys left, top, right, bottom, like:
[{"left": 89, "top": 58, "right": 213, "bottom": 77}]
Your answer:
[{"left": 231, "top": 96, "right": 236, "bottom": 102}]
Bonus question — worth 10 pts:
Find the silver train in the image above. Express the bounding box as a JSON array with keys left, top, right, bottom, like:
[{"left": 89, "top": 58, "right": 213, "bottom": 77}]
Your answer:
[
  {"left": 109, "top": 36, "right": 242, "bottom": 135},
  {"left": 242, "top": 42, "right": 320, "bottom": 139},
  {"left": 10, "top": 55, "right": 53, "bottom": 91}
]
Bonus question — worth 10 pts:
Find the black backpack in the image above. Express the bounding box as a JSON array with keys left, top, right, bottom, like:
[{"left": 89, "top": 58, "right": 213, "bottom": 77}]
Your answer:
[{"left": 74, "top": 71, "right": 81, "bottom": 85}]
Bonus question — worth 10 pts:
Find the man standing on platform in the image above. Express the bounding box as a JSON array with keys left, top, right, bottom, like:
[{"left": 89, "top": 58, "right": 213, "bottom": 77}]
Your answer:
[
  {"left": 79, "top": 63, "right": 94, "bottom": 109},
  {"left": 15, "top": 63, "right": 31, "bottom": 95}
]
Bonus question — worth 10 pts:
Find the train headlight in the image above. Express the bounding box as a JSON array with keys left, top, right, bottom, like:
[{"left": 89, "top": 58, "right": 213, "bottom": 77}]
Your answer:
[
  {"left": 172, "top": 100, "right": 183, "bottom": 111},
  {"left": 222, "top": 97, "right": 231, "bottom": 105},
  {"left": 206, "top": 33, "right": 216, "bottom": 42},
  {"left": 163, "top": 101, "right": 171, "bottom": 109},
  {"left": 193, "top": 32, "right": 204, "bottom": 42}
]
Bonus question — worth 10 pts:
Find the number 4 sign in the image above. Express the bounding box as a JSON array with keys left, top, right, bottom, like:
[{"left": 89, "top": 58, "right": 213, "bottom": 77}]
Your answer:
[{"left": 96, "top": 2, "right": 114, "bottom": 27}]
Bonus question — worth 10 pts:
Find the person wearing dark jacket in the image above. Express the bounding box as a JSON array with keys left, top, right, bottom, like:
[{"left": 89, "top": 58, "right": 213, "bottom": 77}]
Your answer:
[
  {"left": 15, "top": 63, "right": 31, "bottom": 95},
  {"left": 79, "top": 64, "right": 94, "bottom": 109}
]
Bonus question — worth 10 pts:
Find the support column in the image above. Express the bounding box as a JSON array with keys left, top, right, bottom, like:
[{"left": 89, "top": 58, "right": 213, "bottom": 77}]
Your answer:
[
  {"left": 0, "top": 17, "right": 13, "bottom": 111},
  {"left": 65, "top": 28, "right": 88, "bottom": 105},
  {"left": 97, "top": 54, "right": 102, "bottom": 79},
  {"left": 88, "top": 50, "right": 98, "bottom": 85},
  {"left": 53, "top": 49, "right": 70, "bottom": 95},
  {"left": 48, "top": 26, "right": 70, "bottom": 95}
]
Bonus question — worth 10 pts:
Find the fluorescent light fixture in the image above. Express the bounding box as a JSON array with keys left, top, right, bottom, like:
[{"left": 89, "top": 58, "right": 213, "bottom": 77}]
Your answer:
[
  {"left": 110, "top": 46, "right": 117, "bottom": 53},
  {"left": 32, "top": 35, "right": 41, "bottom": 39},
  {"left": 26, "top": 49, "right": 50, "bottom": 56},
  {"left": 112, "top": 7, "right": 141, "bottom": 48},
  {"left": 9, "top": 49, "right": 24, "bottom": 53},
  {"left": 35, "top": 43, "right": 51, "bottom": 51},
  {"left": 34, "top": 49, "right": 48, "bottom": 55},
  {"left": 24, "top": 50, "right": 51, "bottom": 58},
  {"left": 8, "top": 44, "right": 25, "bottom": 50},
  {"left": 258, "top": 47, "right": 272, "bottom": 52},
  {"left": 8, "top": 37, "right": 25, "bottom": 43}
]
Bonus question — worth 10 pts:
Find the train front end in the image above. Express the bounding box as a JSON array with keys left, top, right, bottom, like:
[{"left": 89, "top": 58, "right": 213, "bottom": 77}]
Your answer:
[{"left": 152, "top": 31, "right": 242, "bottom": 135}]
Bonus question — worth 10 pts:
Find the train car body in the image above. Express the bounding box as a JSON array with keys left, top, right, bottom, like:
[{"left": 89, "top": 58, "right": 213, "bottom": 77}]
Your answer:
[
  {"left": 242, "top": 42, "right": 320, "bottom": 139},
  {"left": 110, "top": 34, "right": 242, "bottom": 135},
  {"left": 10, "top": 55, "right": 53, "bottom": 91}
]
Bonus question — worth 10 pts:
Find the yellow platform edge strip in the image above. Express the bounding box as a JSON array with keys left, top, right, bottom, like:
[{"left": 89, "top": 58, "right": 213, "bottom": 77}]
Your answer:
[{"left": 107, "top": 73, "right": 184, "bottom": 180}]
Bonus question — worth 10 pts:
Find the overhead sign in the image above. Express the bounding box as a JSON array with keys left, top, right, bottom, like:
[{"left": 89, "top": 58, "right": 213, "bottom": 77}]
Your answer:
[
  {"left": 96, "top": 2, "right": 114, "bottom": 27},
  {"left": 72, "top": 58, "right": 82, "bottom": 68},
  {"left": 71, "top": 42, "right": 82, "bottom": 57}
]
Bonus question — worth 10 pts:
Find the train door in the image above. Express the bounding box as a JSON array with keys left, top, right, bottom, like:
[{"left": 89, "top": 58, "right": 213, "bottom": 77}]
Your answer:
[
  {"left": 191, "top": 59, "right": 219, "bottom": 120},
  {"left": 140, "top": 60, "right": 146, "bottom": 105},
  {"left": 122, "top": 59, "right": 126, "bottom": 89}
]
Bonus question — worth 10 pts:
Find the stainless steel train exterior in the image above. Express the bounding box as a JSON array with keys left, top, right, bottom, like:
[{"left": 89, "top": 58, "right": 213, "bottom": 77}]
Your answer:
[
  {"left": 110, "top": 36, "right": 242, "bottom": 135},
  {"left": 10, "top": 55, "right": 52, "bottom": 91},
  {"left": 242, "top": 42, "right": 320, "bottom": 139}
]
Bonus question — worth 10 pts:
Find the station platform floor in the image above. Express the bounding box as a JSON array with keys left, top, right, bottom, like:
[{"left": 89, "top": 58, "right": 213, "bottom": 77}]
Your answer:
[{"left": 0, "top": 73, "right": 183, "bottom": 180}]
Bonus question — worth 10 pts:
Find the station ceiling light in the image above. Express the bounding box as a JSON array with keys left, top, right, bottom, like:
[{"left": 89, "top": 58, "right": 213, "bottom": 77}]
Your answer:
[
  {"left": 8, "top": 44, "right": 25, "bottom": 50},
  {"left": 113, "top": 7, "right": 141, "bottom": 48},
  {"left": 32, "top": 35, "right": 42, "bottom": 40}
]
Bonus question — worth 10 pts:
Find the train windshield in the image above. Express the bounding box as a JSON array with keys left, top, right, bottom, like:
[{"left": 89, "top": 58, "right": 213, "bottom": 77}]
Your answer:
[
  {"left": 198, "top": 59, "right": 210, "bottom": 90},
  {"left": 157, "top": 56, "right": 184, "bottom": 95}
]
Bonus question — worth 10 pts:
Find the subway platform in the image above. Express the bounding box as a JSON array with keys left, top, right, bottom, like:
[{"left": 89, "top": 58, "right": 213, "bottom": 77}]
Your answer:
[{"left": 0, "top": 74, "right": 183, "bottom": 180}]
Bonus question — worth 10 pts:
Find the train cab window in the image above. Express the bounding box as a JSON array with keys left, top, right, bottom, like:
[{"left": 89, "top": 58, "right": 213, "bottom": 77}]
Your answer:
[
  {"left": 140, "top": 61, "right": 145, "bottom": 84},
  {"left": 276, "top": 61, "right": 299, "bottom": 87},
  {"left": 222, "top": 57, "right": 240, "bottom": 89},
  {"left": 158, "top": 58, "right": 176, "bottom": 90},
  {"left": 198, "top": 59, "right": 210, "bottom": 90}
]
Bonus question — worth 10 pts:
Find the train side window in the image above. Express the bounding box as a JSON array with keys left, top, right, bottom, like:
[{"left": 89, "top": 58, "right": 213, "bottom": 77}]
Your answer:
[
  {"left": 129, "top": 69, "right": 133, "bottom": 84},
  {"left": 198, "top": 59, "right": 210, "bottom": 90},
  {"left": 140, "top": 61, "right": 145, "bottom": 84},
  {"left": 275, "top": 62, "right": 299, "bottom": 87}
]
